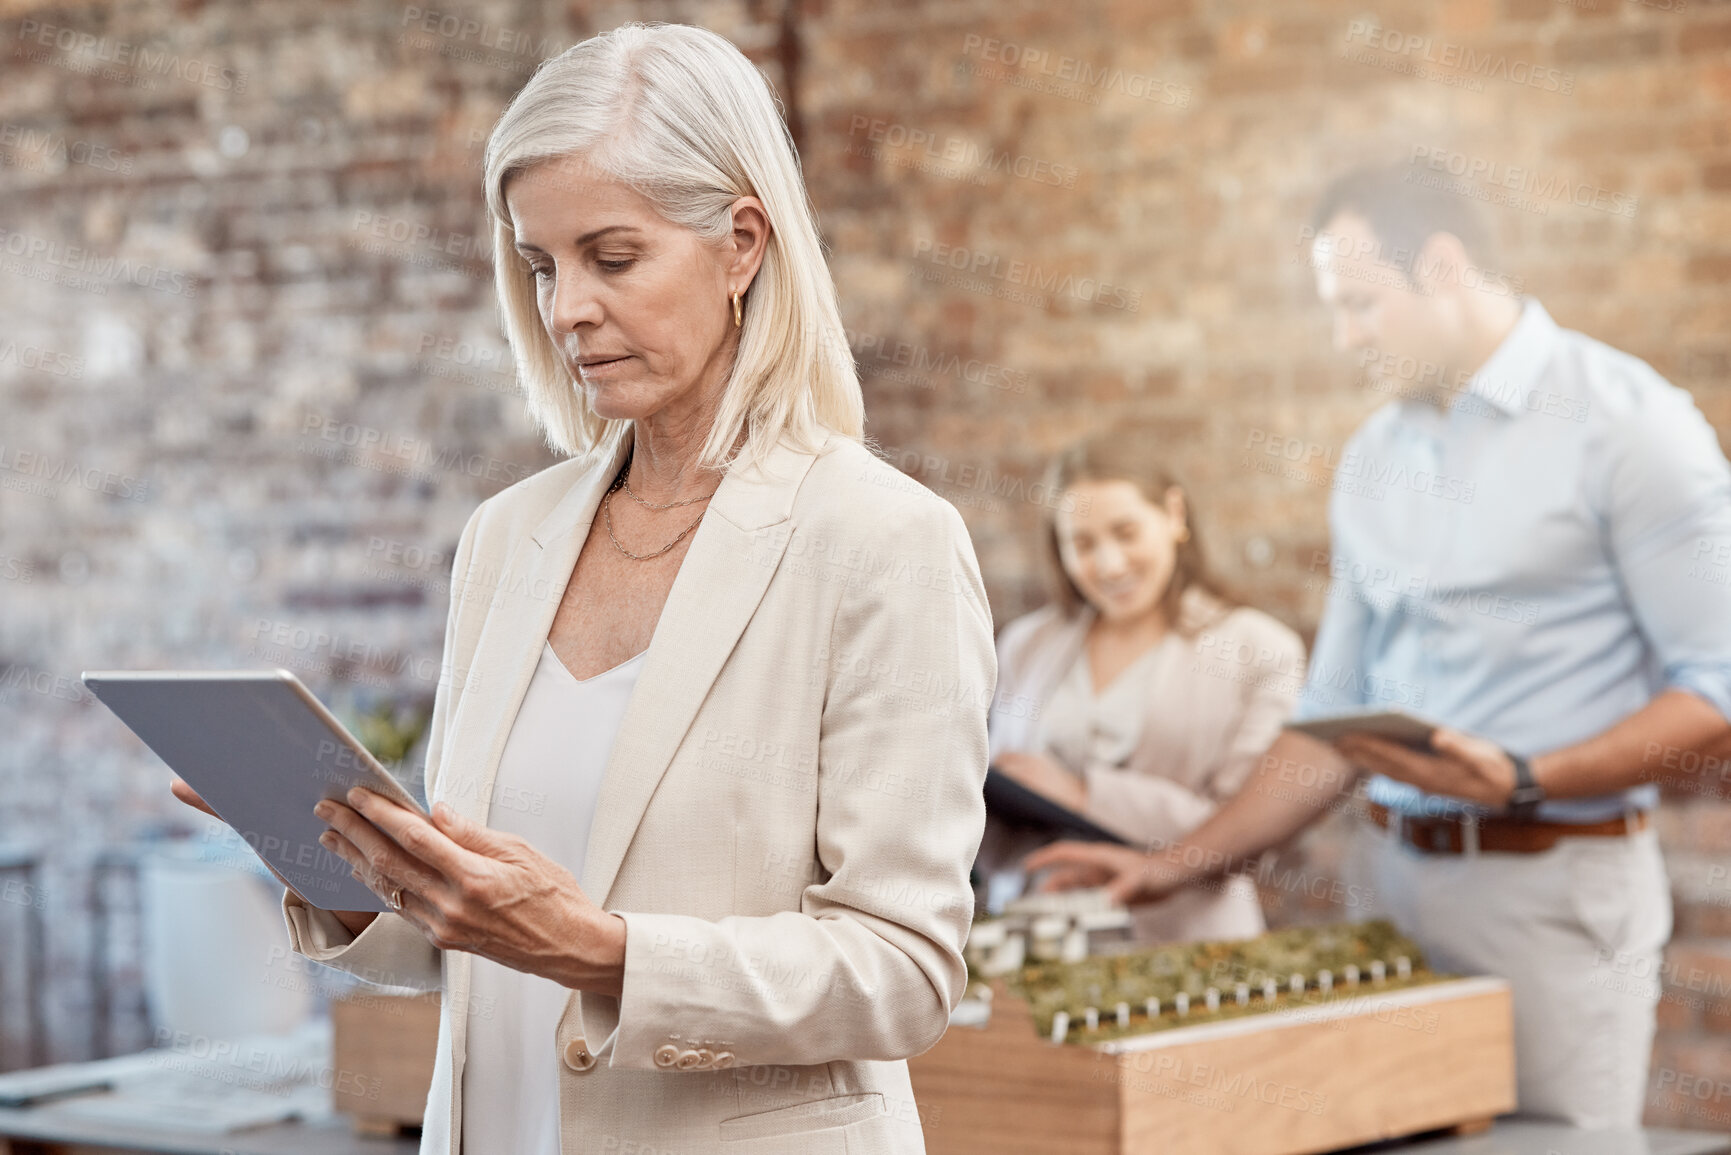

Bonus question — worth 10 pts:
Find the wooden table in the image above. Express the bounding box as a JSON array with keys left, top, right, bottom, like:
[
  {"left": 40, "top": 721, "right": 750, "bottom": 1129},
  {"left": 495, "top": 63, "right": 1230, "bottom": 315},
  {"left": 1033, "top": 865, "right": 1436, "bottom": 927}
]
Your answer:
[
  {"left": 4, "top": 1085, "right": 1723, "bottom": 1154},
  {"left": 1366, "top": 1119, "right": 1731, "bottom": 1154},
  {"left": 0, "top": 1105, "right": 419, "bottom": 1155}
]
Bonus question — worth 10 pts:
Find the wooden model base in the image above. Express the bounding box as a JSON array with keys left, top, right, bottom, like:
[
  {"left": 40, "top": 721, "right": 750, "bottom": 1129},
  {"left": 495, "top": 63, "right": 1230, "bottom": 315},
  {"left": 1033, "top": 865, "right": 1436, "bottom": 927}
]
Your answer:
[{"left": 909, "top": 976, "right": 1514, "bottom": 1155}]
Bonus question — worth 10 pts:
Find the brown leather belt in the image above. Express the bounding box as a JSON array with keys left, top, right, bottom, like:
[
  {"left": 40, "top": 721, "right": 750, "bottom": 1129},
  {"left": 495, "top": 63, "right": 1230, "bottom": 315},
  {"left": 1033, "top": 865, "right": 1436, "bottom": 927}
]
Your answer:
[{"left": 1366, "top": 801, "right": 1649, "bottom": 855}]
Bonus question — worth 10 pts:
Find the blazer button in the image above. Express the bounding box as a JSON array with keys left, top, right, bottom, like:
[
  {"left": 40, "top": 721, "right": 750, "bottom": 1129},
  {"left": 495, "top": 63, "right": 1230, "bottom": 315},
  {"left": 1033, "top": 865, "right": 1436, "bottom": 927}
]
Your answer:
[
  {"left": 653, "top": 1044, "right": 681, "bottom": 1069},
  {"left": 562, "top": 1038, "right": 596, "bottom": 1073},
  {"left": 676, "top": 1049, "right": 704, "bottom": 1070},
  {"left": 711, "top": 1051, "right": 735, "bottom": 1069},
  {"left": 694, "top": 1049, "right": 714, "bottom": 1069}
]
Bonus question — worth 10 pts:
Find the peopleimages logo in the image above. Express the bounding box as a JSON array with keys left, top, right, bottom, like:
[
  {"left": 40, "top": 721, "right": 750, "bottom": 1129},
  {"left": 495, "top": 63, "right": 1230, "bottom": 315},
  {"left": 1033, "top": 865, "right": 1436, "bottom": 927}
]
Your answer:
[
  {"left": 0, "top": 444, "right": 149, "bottom": 501},
  {"left": 910, "top": 239, "right": 1142, "bottom": 312},
  {"left": 1409, "top": 146, "right": 1637, "bottom": 219},
  {"left": 1342, "top": 20, "right": 1574, "bottom": 94},
  {"left": 843, "top": 328, "right": 1031, "bottom": 395},
  {"left": 0, "top": 340, "right": 84, "bottom": 378},
  {"left": 871, "top": 443, "right": 1087, "bottom": 513},
  {"left": 0, "top": 226, "right": 198, "bottom": 299},
  {"left": 1298, "top": 225, "right": 1525, "bottom": 299},
  {"left": 0, "top": 123, "right": 133, "bottom": 175},
  {"left": 958, "top": 34, "right": 1191, "bottom": 108},
  {"left": 15, "top": 19, "right": 248, "bottom": 92},
  {"left": 846, "top": 116, "right": 1079, "bottom": 189}
]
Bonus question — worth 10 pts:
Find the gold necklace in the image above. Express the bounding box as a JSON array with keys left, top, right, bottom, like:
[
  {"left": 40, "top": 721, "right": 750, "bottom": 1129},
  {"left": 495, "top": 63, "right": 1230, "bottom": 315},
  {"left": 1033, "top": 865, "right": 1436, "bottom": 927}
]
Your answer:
[
  {"left": 602, "top": 470, "right": 709, "bottom": 561},
  {"left": 619, "top": 470, "right": 713, "bottom": 511}
]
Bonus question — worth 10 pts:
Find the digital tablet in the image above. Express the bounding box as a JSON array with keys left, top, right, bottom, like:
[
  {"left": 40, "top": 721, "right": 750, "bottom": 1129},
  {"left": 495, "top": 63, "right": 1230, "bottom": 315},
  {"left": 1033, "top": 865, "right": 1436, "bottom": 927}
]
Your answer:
[
  {"left": 984, "top": 767, "right": 1130, "bottom": 846},
  {"left": 82, "top": 668, "right": 425, "bottom": 912},
  {"left": 1285, "top": 709, "right": 1439, "bottom": 748}
]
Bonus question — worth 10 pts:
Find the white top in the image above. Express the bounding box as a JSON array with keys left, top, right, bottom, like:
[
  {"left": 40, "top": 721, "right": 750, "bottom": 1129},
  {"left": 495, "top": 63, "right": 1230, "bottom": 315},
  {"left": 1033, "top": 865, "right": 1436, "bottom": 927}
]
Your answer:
[
  {"left": 1040, "top": 641, "right": 1166, "bottom": 779},
  {"left": 461, "top": 641, "right": 646, "bottom": 1155}
]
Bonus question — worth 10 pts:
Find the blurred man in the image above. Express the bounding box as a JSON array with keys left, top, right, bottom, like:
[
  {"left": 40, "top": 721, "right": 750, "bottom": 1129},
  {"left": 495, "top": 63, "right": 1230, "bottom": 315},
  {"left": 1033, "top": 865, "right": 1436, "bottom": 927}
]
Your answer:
[{"left": 1025, "top": 163, "right": 1731, "bottom": 1128}]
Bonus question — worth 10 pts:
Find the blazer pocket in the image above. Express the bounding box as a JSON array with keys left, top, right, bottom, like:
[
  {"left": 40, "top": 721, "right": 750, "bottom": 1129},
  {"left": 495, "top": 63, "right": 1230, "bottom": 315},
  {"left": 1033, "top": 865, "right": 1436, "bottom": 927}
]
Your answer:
[{"left": 718, "top": 1091, "right": 884, "bottom": 1144}]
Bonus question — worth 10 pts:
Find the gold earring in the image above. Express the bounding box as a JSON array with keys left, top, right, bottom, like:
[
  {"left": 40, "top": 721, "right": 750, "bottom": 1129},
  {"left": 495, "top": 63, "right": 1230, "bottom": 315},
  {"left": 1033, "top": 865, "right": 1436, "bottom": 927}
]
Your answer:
[{"left": 731, "top": 290, "right": 742, "bottom": 329}]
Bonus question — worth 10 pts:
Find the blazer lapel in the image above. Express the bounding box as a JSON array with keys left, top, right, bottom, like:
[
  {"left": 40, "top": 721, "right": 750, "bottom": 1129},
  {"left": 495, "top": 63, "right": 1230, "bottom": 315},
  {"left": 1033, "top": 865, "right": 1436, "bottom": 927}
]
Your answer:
[
  {"left": 425, "top": 427, "right": 631, "bottom": 1139},
  {"left": 581, "top": 436, "right": 822, "bottom": 906},
  {"left": 431, "top": 431, "right": 631, "bottom": 822}
]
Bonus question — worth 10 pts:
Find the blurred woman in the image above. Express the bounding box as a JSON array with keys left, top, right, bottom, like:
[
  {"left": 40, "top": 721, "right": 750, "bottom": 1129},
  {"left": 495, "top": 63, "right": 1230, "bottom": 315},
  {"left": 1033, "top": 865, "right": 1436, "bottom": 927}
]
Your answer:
[{"left": 978, "top": 432, "right": 1306, "bottom": 943}]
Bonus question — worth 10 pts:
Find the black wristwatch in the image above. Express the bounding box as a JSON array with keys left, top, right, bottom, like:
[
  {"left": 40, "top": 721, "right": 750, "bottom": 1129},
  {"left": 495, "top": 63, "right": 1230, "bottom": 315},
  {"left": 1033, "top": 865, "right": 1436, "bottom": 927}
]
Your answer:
[{"left": 1504, "top": 751, "right": 1545, "bottom": 820}]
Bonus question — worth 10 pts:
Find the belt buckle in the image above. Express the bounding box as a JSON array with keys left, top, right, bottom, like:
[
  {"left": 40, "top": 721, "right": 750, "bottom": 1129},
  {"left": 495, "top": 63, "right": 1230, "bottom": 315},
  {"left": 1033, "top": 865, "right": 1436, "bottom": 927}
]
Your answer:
[{"left": 1426, "top": 822, "right": 1450, "bottom": 853}]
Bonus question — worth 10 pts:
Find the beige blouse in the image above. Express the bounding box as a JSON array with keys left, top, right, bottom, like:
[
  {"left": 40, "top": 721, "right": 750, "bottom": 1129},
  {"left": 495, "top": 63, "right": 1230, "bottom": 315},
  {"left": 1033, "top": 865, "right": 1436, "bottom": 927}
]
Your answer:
[
  {"left": 979, "top": 586, "right": 1307, "bottom": 944},
  {"left": 1042, "top": 639, "right": 1167, "bottom": 790}
]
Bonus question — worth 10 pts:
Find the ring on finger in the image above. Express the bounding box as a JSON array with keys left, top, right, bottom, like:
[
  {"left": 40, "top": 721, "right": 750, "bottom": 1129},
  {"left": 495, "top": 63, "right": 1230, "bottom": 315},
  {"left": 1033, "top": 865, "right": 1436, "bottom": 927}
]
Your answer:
[{"left": 388, "top": 885, "right": 405, "bottom": 911}]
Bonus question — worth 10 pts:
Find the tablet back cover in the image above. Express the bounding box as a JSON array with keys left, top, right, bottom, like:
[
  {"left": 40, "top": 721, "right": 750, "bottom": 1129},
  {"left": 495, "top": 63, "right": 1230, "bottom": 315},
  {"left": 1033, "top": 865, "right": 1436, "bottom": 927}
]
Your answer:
[
  {"left": 83, "top": 670, "right": 418, "bottom": 912},
  {"left": 984, "top": 767, "right": 1130, "bottom": 846}
]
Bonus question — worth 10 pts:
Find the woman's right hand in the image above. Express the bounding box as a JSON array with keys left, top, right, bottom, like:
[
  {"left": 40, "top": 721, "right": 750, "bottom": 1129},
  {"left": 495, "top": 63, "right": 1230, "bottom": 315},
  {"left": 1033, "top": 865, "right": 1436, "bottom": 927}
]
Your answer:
[{"left": 169, "top": 778, "right": 379, "bottom": 937}]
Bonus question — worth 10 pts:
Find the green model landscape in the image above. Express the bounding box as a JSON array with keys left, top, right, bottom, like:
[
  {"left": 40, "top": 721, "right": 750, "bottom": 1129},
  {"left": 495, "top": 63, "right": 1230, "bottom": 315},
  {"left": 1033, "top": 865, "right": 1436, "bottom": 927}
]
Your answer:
[{"left": 1003, "top": 919, "right": 1451, "bottom": 1044}]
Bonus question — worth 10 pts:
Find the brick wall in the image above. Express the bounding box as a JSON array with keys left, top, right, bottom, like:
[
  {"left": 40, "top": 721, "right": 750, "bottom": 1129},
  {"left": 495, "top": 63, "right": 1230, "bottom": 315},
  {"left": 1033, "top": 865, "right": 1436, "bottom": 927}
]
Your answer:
[{"left": 2, "top": 0, "right": 1728, "bottom": 1129}]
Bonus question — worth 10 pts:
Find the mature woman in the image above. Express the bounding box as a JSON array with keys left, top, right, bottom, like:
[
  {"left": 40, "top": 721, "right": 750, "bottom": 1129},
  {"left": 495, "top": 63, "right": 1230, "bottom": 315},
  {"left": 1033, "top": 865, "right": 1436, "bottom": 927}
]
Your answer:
[
  {"left": 978, "top": 433, "right": 1305, "bottom": 943},
  {"left": 176, "top": 23, "right": 993, "bottom": 1155}
]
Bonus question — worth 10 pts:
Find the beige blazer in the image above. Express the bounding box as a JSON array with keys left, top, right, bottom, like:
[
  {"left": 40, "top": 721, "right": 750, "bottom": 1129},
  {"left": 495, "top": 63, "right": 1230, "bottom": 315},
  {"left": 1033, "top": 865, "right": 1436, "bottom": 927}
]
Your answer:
[
  {"left": 977, "top": 588, "right": 1305, "bottom": 942},
  {"left": 281, "top": 428, "right": 995, "bottom": 1154}
]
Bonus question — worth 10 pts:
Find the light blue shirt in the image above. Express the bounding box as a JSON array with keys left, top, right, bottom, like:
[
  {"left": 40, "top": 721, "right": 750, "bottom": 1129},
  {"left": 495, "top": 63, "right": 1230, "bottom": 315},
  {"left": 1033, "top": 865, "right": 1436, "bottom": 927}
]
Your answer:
[{"left": 1294, "top": 298, "right": 1731, "bottom": 822}]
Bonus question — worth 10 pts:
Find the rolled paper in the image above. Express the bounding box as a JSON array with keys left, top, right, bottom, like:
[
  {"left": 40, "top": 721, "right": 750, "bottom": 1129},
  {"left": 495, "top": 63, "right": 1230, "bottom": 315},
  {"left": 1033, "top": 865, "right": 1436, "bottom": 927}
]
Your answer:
[
  {"left": 1084, "top": 1007, "right": 1099, "bottom": 1031},
  {"left": 1175, "top": 992, "right": 1189, "bottom": 1016},
  {"left": 1050, "top": 1011, "right": 1070, "bottom": 1043},
  {"left": 1116, "top": 1002, "right": 1130, "bottom": 1028}
]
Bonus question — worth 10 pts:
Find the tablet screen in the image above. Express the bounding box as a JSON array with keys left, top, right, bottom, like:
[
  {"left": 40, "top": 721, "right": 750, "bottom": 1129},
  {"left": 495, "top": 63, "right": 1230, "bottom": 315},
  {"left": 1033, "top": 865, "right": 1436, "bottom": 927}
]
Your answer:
[{"left": 1285, "top": 709, "right": 1438, "bottom": 748}]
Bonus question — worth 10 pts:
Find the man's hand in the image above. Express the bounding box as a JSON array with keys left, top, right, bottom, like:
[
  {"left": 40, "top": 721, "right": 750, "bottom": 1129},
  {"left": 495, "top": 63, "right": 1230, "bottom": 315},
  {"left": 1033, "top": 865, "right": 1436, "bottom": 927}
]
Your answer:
[
  {"left": 1333, "top": 728, "right": 1519, "bottom": 809},
  {"left": 996, "top": 751, "right": 1088, "bottom": 812},
  {"left": 1021, "top": 840, "right": 1187, "bottom": 906}
]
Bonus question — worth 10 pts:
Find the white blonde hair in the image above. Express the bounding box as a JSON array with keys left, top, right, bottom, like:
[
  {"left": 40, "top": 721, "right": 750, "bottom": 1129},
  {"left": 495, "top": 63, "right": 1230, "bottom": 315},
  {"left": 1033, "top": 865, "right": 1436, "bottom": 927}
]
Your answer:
[{"left": 481, "top": 21, "right": 863, "bottom": 472}]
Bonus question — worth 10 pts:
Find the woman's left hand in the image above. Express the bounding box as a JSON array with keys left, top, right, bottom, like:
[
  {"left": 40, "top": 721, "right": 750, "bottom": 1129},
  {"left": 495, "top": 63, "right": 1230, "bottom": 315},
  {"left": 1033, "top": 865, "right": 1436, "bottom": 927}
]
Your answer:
[
  {"left": 315, "top": 788, "right": 626, "bottom": 996},
  {"left": 995, "top": 751, "right": 1088, "bottom": 811}
]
